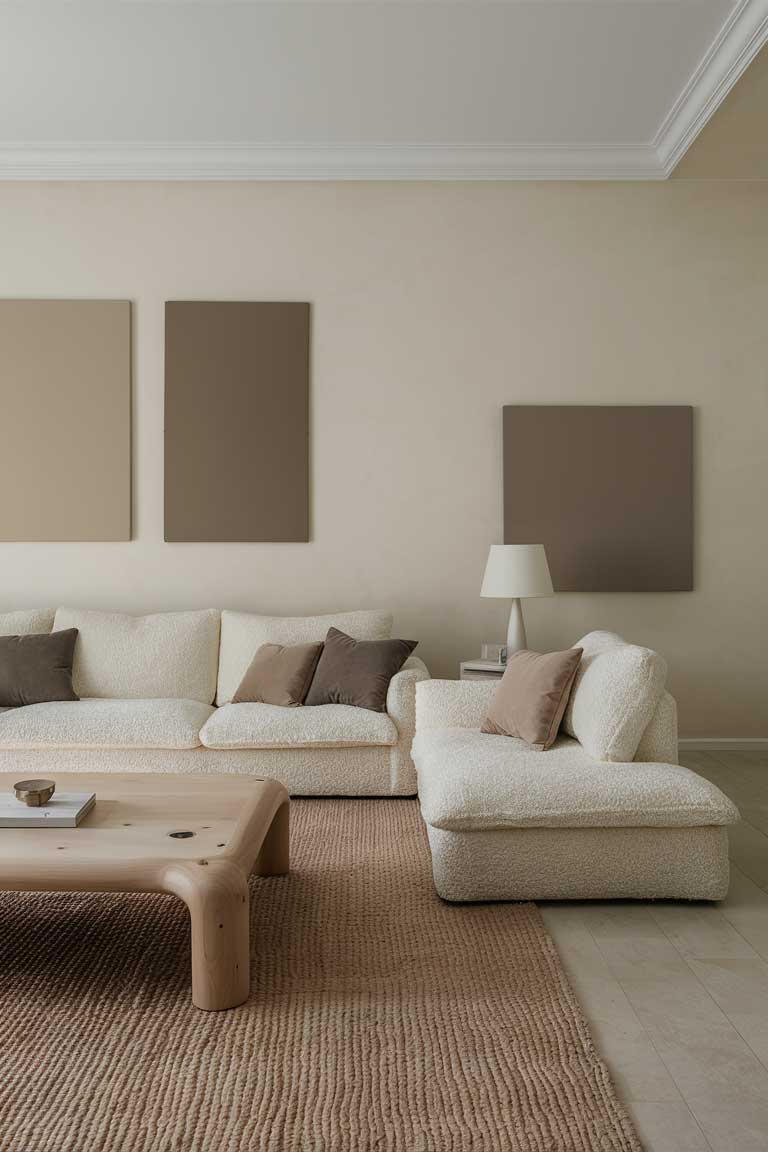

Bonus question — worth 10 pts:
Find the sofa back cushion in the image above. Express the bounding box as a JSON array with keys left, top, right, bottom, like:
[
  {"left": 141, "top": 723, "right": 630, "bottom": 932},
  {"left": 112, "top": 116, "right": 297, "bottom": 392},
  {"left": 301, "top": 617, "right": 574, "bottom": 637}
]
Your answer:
[
  {"left": 0, "top": 609, "right": 54, "bottom": 636},
  {"left": 561, "top": 631, "right": 667, "bottom": 762},
  {"left": 217, "top": 610, "right": 393, "bottom": 705},
  {"left": 53, "top": 608, "right": 221, "bottom": 703}
]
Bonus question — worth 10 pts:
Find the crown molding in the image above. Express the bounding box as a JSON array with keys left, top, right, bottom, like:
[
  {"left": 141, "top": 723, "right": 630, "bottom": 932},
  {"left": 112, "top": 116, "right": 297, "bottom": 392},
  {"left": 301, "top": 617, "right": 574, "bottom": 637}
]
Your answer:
[
  {"left": 0, "top": 142, "right": 665, "bottom": 181},
  {"left": 655, "top": 0, "right": 768, "bottom": 175},
  {"left": 3, "top": 0, "right": 767, "bottom": 188}
]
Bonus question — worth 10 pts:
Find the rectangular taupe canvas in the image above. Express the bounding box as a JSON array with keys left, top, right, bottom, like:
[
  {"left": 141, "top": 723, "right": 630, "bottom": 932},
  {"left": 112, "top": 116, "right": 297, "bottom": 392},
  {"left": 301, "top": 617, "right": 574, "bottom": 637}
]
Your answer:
[
  {"left": 0, "top": 300, "right": 131, "bottom": 541},
  {"left": 503, "top": 406, "right": 693, "bottom": 591},
  {"left": 165, "top": 302, "right": 310, "bottom": 542}
]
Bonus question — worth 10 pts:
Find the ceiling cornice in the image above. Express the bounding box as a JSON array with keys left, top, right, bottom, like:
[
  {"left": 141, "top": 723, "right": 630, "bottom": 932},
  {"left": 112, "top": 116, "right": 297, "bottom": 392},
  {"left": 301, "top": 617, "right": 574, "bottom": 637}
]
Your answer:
[
  {"left": 0, "top": 142, "right": 663, "bottom": 181},
  {"left": 655, "top": 0, "right": 768, "bottom": 175},
  {"left": 0, "top": 0, "right": 765, "bottom": 182}
]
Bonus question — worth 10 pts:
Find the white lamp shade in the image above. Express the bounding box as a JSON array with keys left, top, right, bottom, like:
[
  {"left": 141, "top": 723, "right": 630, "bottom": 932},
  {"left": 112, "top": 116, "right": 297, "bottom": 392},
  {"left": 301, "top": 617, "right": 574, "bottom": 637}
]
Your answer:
[{"left": 481, "top": 544, "right": 553, "bottom": 599}]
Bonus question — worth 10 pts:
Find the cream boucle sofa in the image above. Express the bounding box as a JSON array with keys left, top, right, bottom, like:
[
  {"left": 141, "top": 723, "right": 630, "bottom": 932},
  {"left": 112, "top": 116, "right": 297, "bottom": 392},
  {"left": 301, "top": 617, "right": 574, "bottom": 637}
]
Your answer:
[
  {"left": 0, "top": 607, "right": 429, "bottom": 796},
  {"left": 413, "top": 633, "right": 739, "bottom": 902}
]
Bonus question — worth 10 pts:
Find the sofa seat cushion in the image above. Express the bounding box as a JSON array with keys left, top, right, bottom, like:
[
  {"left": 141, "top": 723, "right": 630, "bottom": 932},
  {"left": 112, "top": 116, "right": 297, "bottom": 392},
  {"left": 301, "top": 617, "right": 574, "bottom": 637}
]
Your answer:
[
  {"left": 412, "top": 728, "right": 739, "bottom": 832},
  {"left": 0, "top": 698, "right": 214, "bottom": 750},
  {"left": 200, "top": 702, "right": 398, "bottom": 750}
]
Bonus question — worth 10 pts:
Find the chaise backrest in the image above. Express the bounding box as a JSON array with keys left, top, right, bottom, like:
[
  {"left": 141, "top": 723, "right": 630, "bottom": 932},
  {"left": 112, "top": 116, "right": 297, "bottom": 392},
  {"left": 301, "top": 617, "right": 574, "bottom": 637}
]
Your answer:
[
  {"left": 634, "top": 691, "right": 678, "bottom": 764},
  {"left": 216, "top": 609, "right": 393, "bottom": 705},
  {"left": 416, "top": 632, "right": 676, "bottom": 765},
  {"left": 53, "top": 608, "right": 221, "bottom": 703},
  {"left": 562, "top": 631, "right": 668, "bottom": 762}
]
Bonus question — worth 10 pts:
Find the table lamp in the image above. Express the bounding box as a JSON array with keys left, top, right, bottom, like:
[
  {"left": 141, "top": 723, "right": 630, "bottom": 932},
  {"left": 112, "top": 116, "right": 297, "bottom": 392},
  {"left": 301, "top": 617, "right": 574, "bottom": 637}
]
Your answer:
[{"left": 481, "top": 544, "right": 553, "bottom": 654}]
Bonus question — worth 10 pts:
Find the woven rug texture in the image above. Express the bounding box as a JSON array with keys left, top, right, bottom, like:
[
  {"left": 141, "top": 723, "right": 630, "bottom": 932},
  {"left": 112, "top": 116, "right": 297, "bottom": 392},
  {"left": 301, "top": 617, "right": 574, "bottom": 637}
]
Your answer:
[{"left": 0, "top": 798, "right": 641, "bottom": 1152}]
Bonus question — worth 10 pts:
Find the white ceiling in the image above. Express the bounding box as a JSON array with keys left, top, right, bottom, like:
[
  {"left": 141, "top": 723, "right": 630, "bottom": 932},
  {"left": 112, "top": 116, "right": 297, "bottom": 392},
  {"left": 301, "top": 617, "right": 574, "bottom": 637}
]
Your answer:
[{"left": 0, "top": 0, "right": 766, "bottom": 179}]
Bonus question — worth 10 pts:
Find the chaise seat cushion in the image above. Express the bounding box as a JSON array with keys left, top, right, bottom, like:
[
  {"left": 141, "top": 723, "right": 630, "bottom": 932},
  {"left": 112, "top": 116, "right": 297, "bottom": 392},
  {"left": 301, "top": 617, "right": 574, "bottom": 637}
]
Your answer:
[
  {"left": 200, "top": 702, "right": 398, "bottom": 750},
  {"left": 412, "top": 728, "right": 739, "bottom": 832},
  {"left": 0, "top": 698, "right": 214, "bottom": 750}
]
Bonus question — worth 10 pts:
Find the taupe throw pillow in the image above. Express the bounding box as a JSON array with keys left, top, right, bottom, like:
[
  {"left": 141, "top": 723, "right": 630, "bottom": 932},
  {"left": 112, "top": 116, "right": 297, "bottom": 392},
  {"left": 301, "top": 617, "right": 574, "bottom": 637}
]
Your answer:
[
  {"left": 481, "top": 647, "right": 583, "bottom": 751},
  {"left": 0, "top": 629, "right": 80, "bottom": 707},
  {"left": 304, "top": 628, "right": 417, "bottom": 713},
  {"left": 232, "top": 641, "right": 323, "bottom": 707}
]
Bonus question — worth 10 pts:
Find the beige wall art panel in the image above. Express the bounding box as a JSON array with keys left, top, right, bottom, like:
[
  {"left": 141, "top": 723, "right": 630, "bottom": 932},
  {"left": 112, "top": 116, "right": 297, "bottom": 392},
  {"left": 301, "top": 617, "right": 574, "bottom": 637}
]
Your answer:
[
  {"left": 503, "top": 405, "right": 693, "bottom": 592},
  {"left": 164, "top": 301, "right": 310, "bottom": 543},
  {"left": 0, "top": 300, "right": 131, "bottom": 541}
]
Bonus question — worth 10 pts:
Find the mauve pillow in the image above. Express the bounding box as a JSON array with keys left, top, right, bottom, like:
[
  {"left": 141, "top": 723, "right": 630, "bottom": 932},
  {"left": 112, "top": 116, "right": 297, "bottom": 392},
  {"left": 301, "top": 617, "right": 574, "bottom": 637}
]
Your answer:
[
  {"left": 305, "top": 628, "right": 417, "bottom": 713},
  {"left": 0, "top": 629, "right": 80, "bottom": 708},
  {"left": 232, "top": 641, "right": 323, "bottom": 707},
  {"left": 481, "top": 647, "right": 583, "bottom": 751}
]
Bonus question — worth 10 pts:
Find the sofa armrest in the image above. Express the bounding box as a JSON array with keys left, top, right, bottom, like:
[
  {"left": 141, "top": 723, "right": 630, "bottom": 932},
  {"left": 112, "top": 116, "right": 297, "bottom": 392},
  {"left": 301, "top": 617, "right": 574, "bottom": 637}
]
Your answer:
[
  {"left": 385, "top": 657, "right": 430, "bottom": 794},
  {"left": 415, "top": 679, "right": 497, "bottom": 731},
  {"left": 386, "top": 658, "right": 430, "bottom": 731}
]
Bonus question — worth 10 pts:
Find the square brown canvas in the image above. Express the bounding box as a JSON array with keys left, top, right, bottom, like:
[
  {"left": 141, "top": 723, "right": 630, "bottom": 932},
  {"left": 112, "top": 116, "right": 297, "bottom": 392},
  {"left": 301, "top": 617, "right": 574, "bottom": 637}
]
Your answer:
[
  {"left": 165, "top": 301, "right": 310, "bottom": 542},
  {"left": 0, "top": 300, "right": 131, "bottom": 541},
  {"left": 503, "top": 405, "right": 693, "bottom": 591}
]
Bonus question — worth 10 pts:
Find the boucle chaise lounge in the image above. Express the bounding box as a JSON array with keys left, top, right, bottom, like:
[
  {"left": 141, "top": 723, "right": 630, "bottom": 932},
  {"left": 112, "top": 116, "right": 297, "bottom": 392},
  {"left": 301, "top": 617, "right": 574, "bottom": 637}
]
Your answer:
[{"left": 413, "top": 632, "right": 739, "bottom": 901}]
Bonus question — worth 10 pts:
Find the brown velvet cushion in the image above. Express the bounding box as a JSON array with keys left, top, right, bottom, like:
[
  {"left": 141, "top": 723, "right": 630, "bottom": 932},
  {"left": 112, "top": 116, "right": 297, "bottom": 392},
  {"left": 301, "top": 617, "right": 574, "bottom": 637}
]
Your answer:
[
  {"left": 0, "top": 629, "right": 80, "bottom": 708},
  {"left": 304, "top": 628, "right": 417, "bottom": 713},
  {"left": 232, "top": 641, "right": 323, "bottom": 707},
  {"left": 481, "top": 647, "right": 583, "bottom": 751}
]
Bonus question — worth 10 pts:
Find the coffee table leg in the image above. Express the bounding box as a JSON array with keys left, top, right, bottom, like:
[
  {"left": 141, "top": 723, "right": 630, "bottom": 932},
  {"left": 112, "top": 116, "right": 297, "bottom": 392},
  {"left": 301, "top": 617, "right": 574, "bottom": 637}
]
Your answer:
[
  {"left": 164, "top": 860, "right": 250, "bottom": 1011},
  {"left": 253, "top": 799, "right": 290, "bottom": 877}
]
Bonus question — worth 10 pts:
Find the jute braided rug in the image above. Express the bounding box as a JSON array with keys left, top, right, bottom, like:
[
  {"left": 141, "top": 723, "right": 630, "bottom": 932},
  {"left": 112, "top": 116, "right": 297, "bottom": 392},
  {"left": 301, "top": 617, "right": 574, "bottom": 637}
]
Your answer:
[{"left": 0, "top": 799, "right": 640, "bottom": 1152}]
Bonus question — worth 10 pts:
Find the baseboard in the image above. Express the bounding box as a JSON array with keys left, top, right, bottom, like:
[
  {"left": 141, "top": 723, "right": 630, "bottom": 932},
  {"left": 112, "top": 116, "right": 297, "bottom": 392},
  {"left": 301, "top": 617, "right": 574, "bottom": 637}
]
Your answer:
[{"left": 679, "top": 738, "right": 768, "bottom": 752}]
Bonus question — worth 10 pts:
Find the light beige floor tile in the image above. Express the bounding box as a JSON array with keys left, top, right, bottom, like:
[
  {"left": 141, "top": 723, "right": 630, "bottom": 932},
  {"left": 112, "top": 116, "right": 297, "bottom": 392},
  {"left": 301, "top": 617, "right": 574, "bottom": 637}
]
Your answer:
[
  {"left": 682, "top": 1099, "right": 768, "bottom": 1152},
  {"left": 539, "top": 904, "right": 613, "bottom": 983},
  {"left": 650, "top": 902, "right": 757, "bottom": 960},
  {"left": 595, "top": 935, "right": 696, "bottom": 983},
  {"left": 727, "top": 820, "right": 768, "bottom": 893},
  {"left": 687, "top": 955, "right": 768, "bottom": 1069},
  {"left": 627, "top": 1102, "right": 712, "bottom": 1152},
  {"left": 621, "top": 974, "right": 768, "bottom": 1151},
  {"left": 720, "top": 866, "right": 768, "bottom": 961},
  {"left": 542, "top": 905, "right": 682, "bottom": 1103},
  {"left": 578, "top": 902, "right": 668, "bottom": 943},
  {"left": 574, "top": 977, "right": 683, "bottom": 1103},
  {"left": 710, "top": 751, "right": 768, "bottom": 774}
]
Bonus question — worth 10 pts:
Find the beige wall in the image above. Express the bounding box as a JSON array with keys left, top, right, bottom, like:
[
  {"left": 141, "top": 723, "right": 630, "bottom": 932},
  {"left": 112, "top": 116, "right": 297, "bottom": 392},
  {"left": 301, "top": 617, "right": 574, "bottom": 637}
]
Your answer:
[
  {"left": 673, "top": 45, "right": 768, "bottom": 179},
  {"left": 1, "top": 181, "right": 766, "bottom": 737}
]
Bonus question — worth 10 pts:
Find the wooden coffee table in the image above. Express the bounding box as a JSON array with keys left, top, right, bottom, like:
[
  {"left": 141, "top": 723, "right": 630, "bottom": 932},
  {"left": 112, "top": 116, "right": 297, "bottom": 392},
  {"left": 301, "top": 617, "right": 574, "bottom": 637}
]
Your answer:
[{"left": 0, "top": 772, "right": 289, "bottom": 1011}]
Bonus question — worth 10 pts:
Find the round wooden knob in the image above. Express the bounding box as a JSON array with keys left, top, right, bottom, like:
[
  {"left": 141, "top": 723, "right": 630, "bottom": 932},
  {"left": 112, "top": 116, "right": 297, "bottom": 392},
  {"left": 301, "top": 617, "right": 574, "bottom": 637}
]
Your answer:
[{"left": 14, "top": 779, "right": 56, "bottom": 807}]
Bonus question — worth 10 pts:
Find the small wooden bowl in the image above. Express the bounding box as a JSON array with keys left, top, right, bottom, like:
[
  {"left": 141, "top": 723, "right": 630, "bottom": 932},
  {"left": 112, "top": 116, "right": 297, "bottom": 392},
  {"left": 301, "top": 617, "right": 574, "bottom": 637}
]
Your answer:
[{"left": 14, "top": 779, "right": 56, "bottom": 807}]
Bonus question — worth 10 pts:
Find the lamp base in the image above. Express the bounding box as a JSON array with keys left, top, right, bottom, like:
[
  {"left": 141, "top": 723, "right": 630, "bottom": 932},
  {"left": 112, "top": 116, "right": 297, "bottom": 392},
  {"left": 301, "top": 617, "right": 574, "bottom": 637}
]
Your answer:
[{"left": 506, "top": 599, "right": 527, "bottom": 654}]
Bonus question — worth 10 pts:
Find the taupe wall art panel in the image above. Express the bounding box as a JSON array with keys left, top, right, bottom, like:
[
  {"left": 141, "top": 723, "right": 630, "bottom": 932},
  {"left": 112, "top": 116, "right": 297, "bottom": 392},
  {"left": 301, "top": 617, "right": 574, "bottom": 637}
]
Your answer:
[
  {"left": 0, "top": 300, "right": 131, "bottom": 541},
  {"left": 165, "top": 302, "right": 310, "bottom": 543},
  {"left": 503, "top": 406, "right": 693, "bottom": 592}
]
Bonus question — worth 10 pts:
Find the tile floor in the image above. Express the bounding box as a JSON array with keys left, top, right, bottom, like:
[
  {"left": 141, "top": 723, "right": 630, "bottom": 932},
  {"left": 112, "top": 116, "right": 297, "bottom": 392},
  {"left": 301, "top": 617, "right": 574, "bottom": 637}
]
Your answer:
[{"left": 541, "top": 750, "right": 768, "bottom": 1152}]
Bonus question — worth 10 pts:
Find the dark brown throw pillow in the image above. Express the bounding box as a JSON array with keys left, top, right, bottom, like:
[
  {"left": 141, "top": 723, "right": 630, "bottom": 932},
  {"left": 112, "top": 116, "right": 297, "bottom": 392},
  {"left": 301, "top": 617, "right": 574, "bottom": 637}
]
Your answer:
[
  {"left": 232, "top": 641, "right": 323, "bottom": 707},
  {"left": 0, "top": 629, "right": 80, "bottom": 708},
  {"left": 304, "top": 628, "right": 417, "bottom": 713},
  {"left": 481, "top": 647, "right": 583, "bottom": 751}
]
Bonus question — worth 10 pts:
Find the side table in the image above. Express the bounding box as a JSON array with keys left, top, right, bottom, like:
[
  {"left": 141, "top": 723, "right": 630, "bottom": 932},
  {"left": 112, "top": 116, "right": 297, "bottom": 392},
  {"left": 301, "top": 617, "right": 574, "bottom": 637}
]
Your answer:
[{"left": 459, "top": 660, "right": 506, "bottom": 682}]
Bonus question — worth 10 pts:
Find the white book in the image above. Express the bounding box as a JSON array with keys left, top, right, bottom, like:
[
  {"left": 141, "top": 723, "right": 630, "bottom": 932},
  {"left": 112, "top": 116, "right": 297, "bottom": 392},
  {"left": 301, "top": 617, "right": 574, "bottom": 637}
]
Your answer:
[{"left": 0, "top": 792, "right": 96, "bottom": 828}]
